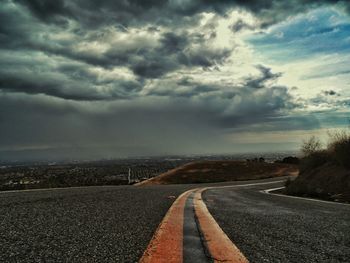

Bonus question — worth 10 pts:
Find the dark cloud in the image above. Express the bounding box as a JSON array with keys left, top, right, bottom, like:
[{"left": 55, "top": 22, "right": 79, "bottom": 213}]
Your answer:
[
  {"left": 144, "top": 66, "right": 297, "bottom": 131},
  {"left": 179, "top": 48, "right": 231, "bottom": 68},
  {"left": 131, "top": 58, "right": 178, "bottom": 79},
  {"left": 0, "top": 78, "right": 301, "bottom": 160},
  {"left": 128, "top": 32, "right": 231, "bottom": 78},
  {"left": 0, "top": 73, "right": 139, "bottom": 101},
  {"left": 324, "top": 90, "right": 338, "bottom": 96},
  {"left": 231, "top": 19, "right": 255, "bottom": 32},
  {"left": 0, "top": 57, "right": 143, "bottom": 101},
  {"left": 0, "top": 94, "right": 230, "bottom": 159},
  {"left": 0, "top": 6, "right": 231, "bottom": 78},
  {"left": 146, "top": 82, "right": 220, "bottom": 98},
  {"left": 2, "top": 0, "right": 347, "bottom": 78},
  {"left": 160, "top": 32, "right": 189, "bottom": 53},
  {"left": 244, "top": 65, "right": 282, "bottom": 89},
  {"left": 14, "top": 0, "right": 350, "bottom": 29},
  {"left": 0, "top": 0, "right": 348, "bottom": 160},
  {"left": 20, "top": 0, "right": 73, "bottom": 25}
]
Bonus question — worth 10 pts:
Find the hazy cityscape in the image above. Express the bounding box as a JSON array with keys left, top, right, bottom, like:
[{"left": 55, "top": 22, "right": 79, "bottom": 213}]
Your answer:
[{"left": 0, "top": 151, "right": 297, "bottom": 191}]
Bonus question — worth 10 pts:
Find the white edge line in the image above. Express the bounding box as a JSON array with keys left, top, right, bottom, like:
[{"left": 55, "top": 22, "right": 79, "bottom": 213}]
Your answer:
[
  {"left": 205, "top": 179, "right": 286, "bottom": 190},
  {"left": 0, "top": 178, "right": 288, "bottom": 194},
  {"left": 261, "top": 186, "right": 350, "bottom": 206},
  {"left": 262, "top": 187, "right": 285, "bottom": 193}
]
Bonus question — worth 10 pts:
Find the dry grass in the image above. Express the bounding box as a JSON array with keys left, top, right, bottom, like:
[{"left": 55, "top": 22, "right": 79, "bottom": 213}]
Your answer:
[
  {"left": 138, "top": 161, "right": 298, "bottom": 186},
  {"left": 286, "top": 129, "right": 350, "bottom": 202},
  {"left": 300, "top": 130, "right": 350, "bottom": 170},
  {"left": 286, "top": 163, "right": 350, "bottom": 202}
]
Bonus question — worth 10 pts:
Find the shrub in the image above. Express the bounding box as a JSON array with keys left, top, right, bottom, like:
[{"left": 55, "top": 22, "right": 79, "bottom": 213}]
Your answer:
[
  {"left": 300, "top": 150, "right": 330, "bottom": 172},
  {"left": 299, "top": 130, "right": 350, "bottom": 170},
  {"left": 327, "top": 130, "right": 350, "bottom": 168},
  {"left": 301, "top": 136, "right": 322, "bottom": 156},
  {"left": 333, "top": 140, "right": 350, "bottom": 168},
  {"left": 285, "top": 177, "right": 292, "bottom": 187},
  {"left": 282, "top": 156, "right": 299, "bottom": 164}
]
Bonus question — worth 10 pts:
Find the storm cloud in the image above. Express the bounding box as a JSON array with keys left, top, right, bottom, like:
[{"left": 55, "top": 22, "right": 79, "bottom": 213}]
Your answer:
[
  {"left": 15, "top": 0, "right": 350, "bottom": 28},
  {"left": 0, "top": 0, "right": 349, "bottom": 160}
]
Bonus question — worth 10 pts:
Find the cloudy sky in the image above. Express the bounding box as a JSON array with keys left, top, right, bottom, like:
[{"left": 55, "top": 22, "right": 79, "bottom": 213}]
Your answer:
[{"left": 1, "top": 0, "right": 350, "bottom": 161}]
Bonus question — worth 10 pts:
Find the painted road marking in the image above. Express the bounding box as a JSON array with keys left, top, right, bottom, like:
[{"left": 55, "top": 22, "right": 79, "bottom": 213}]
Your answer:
[
  {"left": 139, "top": 186, "right": 248, "bottom": 263},
  {"left": 140, "top": 180, "right": 292, "bottom": 262},
  {"left": 262, "top": 187, "right": 350, "bottom": 206},
  {"left": 140, "top": 180, "right": 291, "bottom": 263},
  {"left": 194, "top": 188, "right": 248, "bottom": 263},
  {"left": 183, "top": 192, "right": 211, "bottom": 263},
  {"left": 139, "top": 189, "right": 195, "bottom": 263},
  {"left": 206, "top": 180, "right": 285, "bottom": 190}
]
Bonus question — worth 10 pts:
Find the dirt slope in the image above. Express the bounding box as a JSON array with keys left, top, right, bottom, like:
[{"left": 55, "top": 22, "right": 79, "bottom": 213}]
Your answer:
[{"left": 138, "top": 161, "right": 298, "bottom": 186}]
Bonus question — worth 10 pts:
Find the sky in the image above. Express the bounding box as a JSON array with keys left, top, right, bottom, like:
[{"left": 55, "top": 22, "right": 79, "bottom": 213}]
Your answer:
[{"left": 1, "top": 0, "right": 350, "bottom": 161}]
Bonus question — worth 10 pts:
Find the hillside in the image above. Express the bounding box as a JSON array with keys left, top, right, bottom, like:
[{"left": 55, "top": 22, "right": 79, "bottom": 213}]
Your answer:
[
  {"left": 286, "top": 163, "right": 350, "bottom": 202},
  {"left": 285, "top": 132, "right": 350, "bottom": 203},
  {"left": 137, "top": 160, "right": 298, "bottom": 186}
]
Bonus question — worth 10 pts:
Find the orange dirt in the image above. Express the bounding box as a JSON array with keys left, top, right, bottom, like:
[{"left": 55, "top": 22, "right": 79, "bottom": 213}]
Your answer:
[{"left": 138, "top": 161, "right": 298, "bottom": 186}]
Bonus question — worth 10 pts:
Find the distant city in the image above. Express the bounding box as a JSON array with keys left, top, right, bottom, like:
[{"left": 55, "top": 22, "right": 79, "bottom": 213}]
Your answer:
[{"left": 0, "top": 151, "right": 298, "bottom": 191}]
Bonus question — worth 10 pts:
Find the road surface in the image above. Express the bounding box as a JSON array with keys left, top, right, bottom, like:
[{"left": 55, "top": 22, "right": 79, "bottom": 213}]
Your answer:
[
  {"left": 0, "top": 185, "right": 193, "bottom": 262},
  {"left": 1, "top": 178, "right": 349, "bottom": 262},
  {"left": 203, "top": 181, "right": 350, "bottom": 262}
]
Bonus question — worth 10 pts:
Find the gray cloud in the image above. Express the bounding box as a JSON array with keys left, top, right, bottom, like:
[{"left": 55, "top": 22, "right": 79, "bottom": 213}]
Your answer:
[
  {"left": 0, "top": 79, "right": 302, "bottom": 160},
  {"left": 231, "top": 19, "right": 255, "bottom": 32},
  {"left": 244, "top": 65, "right": 282, "bottom": 89},
  {"left": 2, "top": 1, "right": 347, "bottom": 77},
  {"left": 324, "top": 90, "right": 338, "bottom": 96},
  {"left": 14, "top": 0, "right": 350, "bottom": 29},
  {"left": 0, "top": 0, "right": 348, "bottom": 160},
  {"left": 0, "top": 53, "right": 143, "bottom": 101},
  {"left": 0, "top": 3, "right": 231, "bottom": 79},
  {"left": 0, "top": 73, "right": 142, "bottom": 101},
  {"left": 20, "top": 0, "right": 74, "bottom": 25}
]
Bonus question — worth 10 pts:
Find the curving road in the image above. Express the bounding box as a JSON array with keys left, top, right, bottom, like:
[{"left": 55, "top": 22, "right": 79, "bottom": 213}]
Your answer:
[
  {"left": 0, "top": 177, "right": 349, "bottom": 262},
  {"left": 203, "top": 181, "right": 350, "bottom": 263}
]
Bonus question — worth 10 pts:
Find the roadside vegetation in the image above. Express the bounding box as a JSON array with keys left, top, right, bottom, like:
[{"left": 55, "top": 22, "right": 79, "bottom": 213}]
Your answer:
[{"left": 285, "top": 130, "right": 350, "bottom": 202}]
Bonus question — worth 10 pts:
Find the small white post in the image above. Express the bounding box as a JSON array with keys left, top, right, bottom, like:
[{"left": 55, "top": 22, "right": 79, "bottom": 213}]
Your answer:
[{"left": 128, "top": 167, "right": 132, "bottom": 184}]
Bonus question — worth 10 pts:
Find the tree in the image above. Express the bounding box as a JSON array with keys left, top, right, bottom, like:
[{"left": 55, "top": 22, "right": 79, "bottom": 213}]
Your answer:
[{"left": 301, "top": 136, "right": 322, "bottom": 156}]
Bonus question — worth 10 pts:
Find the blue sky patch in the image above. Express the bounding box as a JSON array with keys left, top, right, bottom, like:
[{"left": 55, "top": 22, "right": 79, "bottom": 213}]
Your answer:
[{"left": 247, "top": 7, "right": 350, "bottom": 62}]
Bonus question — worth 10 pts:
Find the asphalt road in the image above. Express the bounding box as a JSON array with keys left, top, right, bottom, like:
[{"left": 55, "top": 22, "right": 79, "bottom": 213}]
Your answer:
[
  {"left": 203, "top": 181, "right": 350, "bottom": 263},
  {"left": 0, "top": 185, "right": 193, "bottom": 263},
  {"left": 1, "top": 178, "right": 349, "bottom": 262}
]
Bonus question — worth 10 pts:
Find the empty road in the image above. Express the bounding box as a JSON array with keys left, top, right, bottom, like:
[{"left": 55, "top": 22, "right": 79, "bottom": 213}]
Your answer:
[
  {"left": 0, "top": 177, "right": 349, "bottom": 262},
  {"left": 0, "top": 185, "right": 193, "bottom": 262},
  {"left": 203, "top": 182, "right": 350, "bottom": 262}
]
